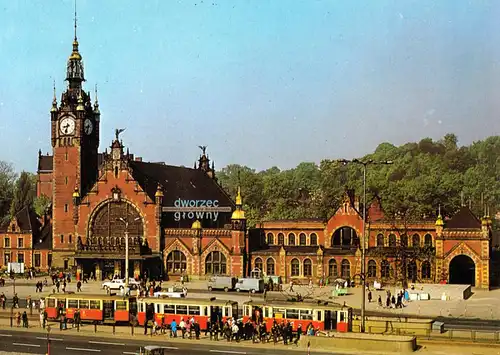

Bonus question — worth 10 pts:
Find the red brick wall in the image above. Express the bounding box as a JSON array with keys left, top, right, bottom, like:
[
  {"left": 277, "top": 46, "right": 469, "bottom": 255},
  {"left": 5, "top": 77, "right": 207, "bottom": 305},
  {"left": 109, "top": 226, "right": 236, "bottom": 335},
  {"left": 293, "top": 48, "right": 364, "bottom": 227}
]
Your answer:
[{"left": 37, "top": 171, "right": 53, "bottom": 198}]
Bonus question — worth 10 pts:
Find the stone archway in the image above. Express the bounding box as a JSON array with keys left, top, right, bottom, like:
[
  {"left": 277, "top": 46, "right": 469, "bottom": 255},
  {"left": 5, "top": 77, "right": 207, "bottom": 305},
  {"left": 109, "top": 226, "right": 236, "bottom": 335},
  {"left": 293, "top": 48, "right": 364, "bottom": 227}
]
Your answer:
[{"left": 449, "top": 255, "right": 476, "bottom": 286}]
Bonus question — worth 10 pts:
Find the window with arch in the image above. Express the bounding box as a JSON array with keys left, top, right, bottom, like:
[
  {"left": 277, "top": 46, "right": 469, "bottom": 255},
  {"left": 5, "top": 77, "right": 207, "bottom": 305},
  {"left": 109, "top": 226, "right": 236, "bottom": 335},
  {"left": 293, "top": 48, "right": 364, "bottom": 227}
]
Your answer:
[
  {"left": 341, "top": 259, "right": 350, "bottom": 278},
  {"left": 328, "top": 259, "right": 337, "bottom": 277},
  {"left": 421, "top": 261, "right": 431, "bottom": 279},
  {"left": 303, "top": 259, "right": 312, "bottom": 276},
  {"left": 278, "top": 233, "right": 285, "bottom": 245},
  {"left": 267, "top": 233, "right": 274, "bottom": 245},
  {"left": 400, "top": 234, "right": 408, "bottom": 247},
  {"left": 407, "top": 260, "right": 417, "bottom": 281},
  {"left": 424, "top": 234, "right": 432, "bottom": 247},
  {"left": 254, "top": 257, "right": 263, "bottom": 271},
  {"left": 377, "top": 234, "right": 384, "bottom": 247},
  {"left": 166, "top": 250, "right": 187, "bottom": 274},
  {"left": 332, "top": 227, "right": 359, "bottom": 247},
  {"left": 299, "top": 233, "right": 307, "bottom": 246},
  {"left": 205, "top": 251, "right": 227, "bottom": 275},
  {"left": 412, "top": 234, "right": 420, "bottom": 248},
  {"left": 266, "top": 258, "right": 275, "bottom": 275},
  {"left": 310, "top": 233, "right": 318, "bottom": 246},
  {"left": 291, "top": 258, "right": 300, "bottom": 276},
  {"left": 381, "top": 260, "right": 391, "bottom": 278},
  {"left": 367, "top": 260, "right": 377, "bottom": 278},
  {"left": 288, "top": 233, "right": 296, "bottom": 246},
  {"left": 388, "top": 234, "right": 396, "bottom": 247}
]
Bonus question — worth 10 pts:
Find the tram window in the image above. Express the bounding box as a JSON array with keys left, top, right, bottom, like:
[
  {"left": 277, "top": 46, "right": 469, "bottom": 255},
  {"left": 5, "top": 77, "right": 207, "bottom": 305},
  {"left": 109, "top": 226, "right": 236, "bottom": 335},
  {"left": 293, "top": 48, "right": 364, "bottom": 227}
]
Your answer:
[
  {"left": 47, "top": 298, "right": 56, "bottom": 308},
  {"left": 286, "top": 309, "right": 299, "bottom": 319},
  {"left": 203, "top": 307, "right": 208, "bottom": 316},
  {"left": 316, "top": 311, "right": 322, "bottom": 321},
  {"left": 116, "top": 301, "right": 127, "bottom": 311},
  {"left": 188, "top": 306, "right": 201, "bottom": 315},
  {"left": 164, "top": 304, "right": 175, "bottom": 314},
  {"left": 273, "top": 308, "right": 286, "bottom": 318},
  {"left": 224, "top": 306, "right": 231, "bottom": 317},
  {"left": 78, "top": 300, "right": 90, "bottom": 309},
  {"left": 299, "top": 309, "right": 313, "bottom": 320},
  {"left": 177, "top": 305, "right": 188, "bottom": 315},
  {"left": 232, "top": 304, "right": 238, "bottom": 318},
  {"left": 339, "top": 312, "right": 345, "bottom": 322},
  {"left": 90, "top": 300, "right": 100, "bottom": 309},
  {"left": 138, "top": 303, "right": 144, "bottom": 313},
  {"left": 68, "top": 300, "right": 78, "bottom": 309},
  {"left": 264, "top": 307, "right": 269, "bottom": 318}
]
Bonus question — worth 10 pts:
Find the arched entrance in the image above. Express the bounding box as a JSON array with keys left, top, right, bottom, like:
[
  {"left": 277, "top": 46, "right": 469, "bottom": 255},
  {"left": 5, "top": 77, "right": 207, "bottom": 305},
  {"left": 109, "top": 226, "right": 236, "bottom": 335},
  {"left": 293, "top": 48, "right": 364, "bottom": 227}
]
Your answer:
[{"left": 449, "top": 255, "right": 475, "bottom": 286}]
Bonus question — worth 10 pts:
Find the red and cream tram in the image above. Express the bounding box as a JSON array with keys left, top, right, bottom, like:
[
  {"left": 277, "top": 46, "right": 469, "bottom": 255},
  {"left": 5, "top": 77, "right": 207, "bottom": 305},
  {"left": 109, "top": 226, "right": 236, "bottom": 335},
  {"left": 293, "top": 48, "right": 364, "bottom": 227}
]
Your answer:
[
  {"left": 45, "top": 294, "right": 137, "bottom": 324},
  {"left": 137, "top": 297, "right": 238, "bottom": 330},
  {"left": 242, "top": 299, "right": 352, "bottom": 332}
]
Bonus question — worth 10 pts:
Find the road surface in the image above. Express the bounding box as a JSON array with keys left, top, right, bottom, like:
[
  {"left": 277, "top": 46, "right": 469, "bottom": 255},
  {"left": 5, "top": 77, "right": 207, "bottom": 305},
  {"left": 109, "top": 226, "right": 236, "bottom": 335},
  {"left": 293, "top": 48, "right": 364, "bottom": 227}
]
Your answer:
[{"left": 0, "top": 329, "right": 350, "bottom": 355}]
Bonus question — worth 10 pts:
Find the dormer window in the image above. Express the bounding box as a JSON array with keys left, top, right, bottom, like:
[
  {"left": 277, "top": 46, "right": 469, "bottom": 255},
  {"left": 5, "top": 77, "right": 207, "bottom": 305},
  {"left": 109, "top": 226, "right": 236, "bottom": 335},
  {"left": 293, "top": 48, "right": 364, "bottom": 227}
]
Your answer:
[{"left": 11, "top": 225, "right": 16, "bottom": 232}]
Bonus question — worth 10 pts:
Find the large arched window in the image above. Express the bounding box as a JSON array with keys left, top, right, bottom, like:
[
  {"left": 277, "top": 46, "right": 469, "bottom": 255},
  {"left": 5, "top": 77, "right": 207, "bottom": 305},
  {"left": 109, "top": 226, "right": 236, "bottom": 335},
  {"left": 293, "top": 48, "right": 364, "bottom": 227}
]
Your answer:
[
  {"left": 254, "top": 257, "right": 263, "bottom": 271},
  {"left": 367, "top": 260, "right": 377, "bottom": 278},
  {"left": 299, "top": 233, "right": 307, "bottom": 246},
  {"left": 310, "top": 233, "right": 318, "bottom": 246},
  {"left": 381, "top": 260, "right": 391, "bottom": 278},
  {"left": 376, "top": 234, "right": 384, "bottom": 247},
  {"left": 388, "top": 234, "right": 396, "bottom": 247},
  {"left": 288, "top": 233, "right": 296, "bottom": 246},
  {"left": 278, "top": 233, "right": 285, "bottom": 246},
  {"left": 205, "top": 251, "right": 227, "bottom": 275},
  {"left": 341, "top": 259, "right": 350, "bottom": 278},
  {"left": 291, "top": 258, "right": 300, "bottom": 276},
  {"left": 400, "top": 234, "right": 408, "bottom": 247},
  {"left": 421, "top": 261, "right": 431, "bottom": 279},
  {"left": 412, "top": 234, "right": 420, "bottom": 248},
  {"left": 328, "top": 259, "right": 337, "bottom": 277},
  {"left": 407, "top": 260, "right": 417, "bottom": 282},
  {"left": 266, "top": 258, "right": 275, "bottom": 275},
  {"left": 267, "top": 233, "right": 274, "bottom": 245},
  {"left": 91, "top": 201, "right": 143, "bottom": 241},
  {"left": 166, "top": 250, "right": 187, "bottom": 274},
  {"left": 424, "top": 234, "right": 432, "bottom": 247},
  {"left": 332, "top": 227, "right": 359, "bottom": 247},
  {"left": 303, "top": 259, "right": 312, "bottom": 277}
]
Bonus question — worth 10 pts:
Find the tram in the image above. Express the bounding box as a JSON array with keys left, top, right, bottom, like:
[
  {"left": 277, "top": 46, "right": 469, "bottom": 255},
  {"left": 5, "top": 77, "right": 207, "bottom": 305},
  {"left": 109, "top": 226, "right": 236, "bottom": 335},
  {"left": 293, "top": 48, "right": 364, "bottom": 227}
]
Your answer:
[
  {"left": 137, "top": 297, "right": 238, "bottom": 330},
  {"left": 242, "top": 299, "right": 352, "bottom": 332},
  {"left": 45, "top": 294, "right": 137, "bottom": 324}
]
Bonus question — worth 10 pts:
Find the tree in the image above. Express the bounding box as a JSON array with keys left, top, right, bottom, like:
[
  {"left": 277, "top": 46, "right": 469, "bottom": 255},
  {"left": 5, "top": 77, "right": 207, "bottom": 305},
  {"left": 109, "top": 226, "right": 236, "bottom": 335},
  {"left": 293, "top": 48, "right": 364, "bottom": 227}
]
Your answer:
[
  {"left": 10, "top": 171, "right": 36, "bottom": 218},
  {"left": 33, "top": 194, "right": 51, "bottom": 216},
  {"left": 0, "top": 161, "right": 16, "bottom": 224}
]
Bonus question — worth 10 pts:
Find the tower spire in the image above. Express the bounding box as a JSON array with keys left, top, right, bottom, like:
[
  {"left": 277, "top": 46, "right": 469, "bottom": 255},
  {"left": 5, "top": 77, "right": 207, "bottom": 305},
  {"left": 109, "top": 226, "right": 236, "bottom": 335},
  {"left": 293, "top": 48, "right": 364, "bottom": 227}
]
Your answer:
[
  {"left": 66, "top": 0, "right": 84, "bottom": 89},
  {"left": 74, "top": 0, "right": 77, "bottom": 41},
  {"left": 51, "top": 80, "right": 58, "bottom": 112}
]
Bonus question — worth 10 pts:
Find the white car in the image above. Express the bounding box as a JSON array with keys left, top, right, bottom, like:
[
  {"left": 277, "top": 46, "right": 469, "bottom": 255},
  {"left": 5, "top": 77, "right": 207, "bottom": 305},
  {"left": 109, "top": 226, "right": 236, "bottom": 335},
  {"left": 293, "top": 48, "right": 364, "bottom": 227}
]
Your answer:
[
  {"left": 153, "top": 287, "right": 186, "bottom": 298},
  {"left": 102, "top": 278, "right": 140, "bottom": 291}
]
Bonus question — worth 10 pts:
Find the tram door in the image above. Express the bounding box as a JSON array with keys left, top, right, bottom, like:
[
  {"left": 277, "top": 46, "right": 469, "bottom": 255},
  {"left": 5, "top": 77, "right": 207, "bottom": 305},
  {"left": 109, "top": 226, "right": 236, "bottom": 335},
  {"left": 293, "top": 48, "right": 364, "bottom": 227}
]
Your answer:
[
  {"left": 324, "top": 310, "right": 336, "bottom": 330},
  {"left": 211, "top": 306, "right": 222, "bottom": 325},
  {"left": 103, "top": 300, "right": 114, "bottom": 320}
]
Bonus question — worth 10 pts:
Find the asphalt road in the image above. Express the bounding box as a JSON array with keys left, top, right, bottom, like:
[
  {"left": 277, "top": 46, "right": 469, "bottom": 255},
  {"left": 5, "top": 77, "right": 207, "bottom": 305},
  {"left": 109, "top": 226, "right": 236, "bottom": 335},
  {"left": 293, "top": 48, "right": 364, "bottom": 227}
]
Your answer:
[{"left": 0, "top": 329, "right": 351, "bottom": 355}]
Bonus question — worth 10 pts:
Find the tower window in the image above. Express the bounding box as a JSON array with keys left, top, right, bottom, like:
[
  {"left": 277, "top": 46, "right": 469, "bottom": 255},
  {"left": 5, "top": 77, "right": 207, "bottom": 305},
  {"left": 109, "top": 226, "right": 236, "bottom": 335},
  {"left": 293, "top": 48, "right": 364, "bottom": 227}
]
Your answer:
[
  {"left": 69, "top": 235, "right": 72, "bottom": 244},
  {"left": 64, "top": 204, "right": 68, "bottom": 212},
  {"left": 114, "top": 167, "right": 118, "bottom": 178},
  {"left": 65, "top": 152, "right": 68, "bottom": 161},
  {"left": 60, "top": 235, "right": 64, "bottom": 243},
  {"left": 65, "top": 176, "right": 68, "bottom": 185}
]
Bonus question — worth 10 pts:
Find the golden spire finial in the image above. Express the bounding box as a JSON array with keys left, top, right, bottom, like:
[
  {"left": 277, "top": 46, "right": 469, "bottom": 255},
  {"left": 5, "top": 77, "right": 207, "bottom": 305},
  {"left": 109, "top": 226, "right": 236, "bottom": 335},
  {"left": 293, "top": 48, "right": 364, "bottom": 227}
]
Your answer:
[
  {"left": 51, "top": 80, "right": 58, "bottom": 112},
  {"left": 236, "top": 186, "right": 242, "bottom": 206}
]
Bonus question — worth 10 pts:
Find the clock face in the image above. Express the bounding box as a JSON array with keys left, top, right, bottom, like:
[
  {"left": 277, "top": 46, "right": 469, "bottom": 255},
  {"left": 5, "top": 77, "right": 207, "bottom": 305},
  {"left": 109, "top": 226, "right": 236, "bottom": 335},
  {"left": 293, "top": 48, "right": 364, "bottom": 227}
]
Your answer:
[
  {"left": 60, "top": 117, "right": 75, "bottom": 135},
  {"left": 84, "top": 119, "right": 93, "bottom": 135}
]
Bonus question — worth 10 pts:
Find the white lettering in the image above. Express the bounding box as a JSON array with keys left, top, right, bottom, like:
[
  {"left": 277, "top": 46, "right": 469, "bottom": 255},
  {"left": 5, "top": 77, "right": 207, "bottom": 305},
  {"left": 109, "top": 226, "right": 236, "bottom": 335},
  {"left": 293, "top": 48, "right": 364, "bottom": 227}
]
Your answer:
[
  {"left": 174, "top": 199, "right": 182, "bottom": 208},
  {"left": 206, "top": 200, "right": 213, "bottom": 207},
  {"left": 174, "top": 212, "right": 181, "bottom": 221},
  {"left": 213, "top": 212, "right": 219, "bottom": 221},
  {"left": 213, "top": 200, "right": 219, "bottom": 207},
  {"left": 196, "top": 211, "right": 205, "bottom": 219},
  {"left": 187, "top": 211, "right": 195, "bottom": 219},
  {"left": 189, "top": 200, "right": 196, "bottom": 207}
]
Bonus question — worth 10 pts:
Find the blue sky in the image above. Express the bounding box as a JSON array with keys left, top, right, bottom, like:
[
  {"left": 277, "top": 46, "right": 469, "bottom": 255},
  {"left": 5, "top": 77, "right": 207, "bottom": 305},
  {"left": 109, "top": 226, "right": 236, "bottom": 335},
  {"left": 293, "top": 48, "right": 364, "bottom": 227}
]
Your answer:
[{"left": 1, "top": 0, "right": 500, "bottom": 173}]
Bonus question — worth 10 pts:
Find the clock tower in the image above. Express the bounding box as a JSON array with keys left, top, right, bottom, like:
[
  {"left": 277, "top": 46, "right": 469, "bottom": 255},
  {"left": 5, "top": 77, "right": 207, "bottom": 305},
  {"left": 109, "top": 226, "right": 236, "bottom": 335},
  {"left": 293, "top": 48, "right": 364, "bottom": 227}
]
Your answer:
[{"left": 50, "top": 17, "right": 100, "bottom": 261}]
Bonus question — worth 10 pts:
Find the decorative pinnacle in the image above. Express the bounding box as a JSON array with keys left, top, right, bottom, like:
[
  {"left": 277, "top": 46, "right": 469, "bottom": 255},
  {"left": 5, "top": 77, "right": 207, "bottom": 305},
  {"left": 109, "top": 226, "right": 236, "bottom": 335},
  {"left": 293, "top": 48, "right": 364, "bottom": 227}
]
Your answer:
[
  {"left": 93, "top": 84, "right": 100, "bottom": 113},
  {"left": 74, "top": 0, "right": 78, "bottom": 41},
  {"left": 76, "top": 90, "right": 84, "bottom": 111},
  {"left": 51, "top": 80, "right": 58, "bottom": 112}
]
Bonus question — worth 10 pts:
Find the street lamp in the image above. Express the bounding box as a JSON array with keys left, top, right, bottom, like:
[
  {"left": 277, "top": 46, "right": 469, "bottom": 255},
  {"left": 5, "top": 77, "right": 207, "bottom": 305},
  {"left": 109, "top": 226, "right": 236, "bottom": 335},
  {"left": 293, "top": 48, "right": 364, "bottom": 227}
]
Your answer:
[
  {"left": 117, "top": 217, "right": 141, "bottom": 292},
  {"left": 337, "top": 158, "right": 393, "bottom": 333}
]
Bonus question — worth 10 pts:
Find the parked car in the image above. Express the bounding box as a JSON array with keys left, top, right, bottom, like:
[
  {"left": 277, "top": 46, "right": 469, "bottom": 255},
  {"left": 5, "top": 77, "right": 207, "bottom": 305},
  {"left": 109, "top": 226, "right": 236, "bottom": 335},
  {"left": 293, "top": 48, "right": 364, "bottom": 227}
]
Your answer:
[
  {"left": 153, "top": 287, "right": 186, "bottom": 298},
  {"left": 102, "top": 278, "right": 140, "bottom": 291},
  {"left": 235, "top": 278, "right": 264, "bottom": 293},
  {"left": 207, "top": 276, "right": 237, "bottom": 292}
]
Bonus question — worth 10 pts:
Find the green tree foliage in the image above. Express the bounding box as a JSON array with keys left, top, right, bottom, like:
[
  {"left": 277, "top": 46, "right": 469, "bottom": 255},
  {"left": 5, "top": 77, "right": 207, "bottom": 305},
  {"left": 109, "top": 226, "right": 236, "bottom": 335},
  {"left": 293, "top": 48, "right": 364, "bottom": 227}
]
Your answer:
[
  {"left": 218, "top": 134, "right": 500, "bottom": 227},
  {"left": 33, "top": 194, "right": 51, "bottom": 216},
  {"left": 9, "top": 171, "right": 36, "bottom": 218},
  {"left": 0, "top": 161, "right": 17, "bottom": 224}
]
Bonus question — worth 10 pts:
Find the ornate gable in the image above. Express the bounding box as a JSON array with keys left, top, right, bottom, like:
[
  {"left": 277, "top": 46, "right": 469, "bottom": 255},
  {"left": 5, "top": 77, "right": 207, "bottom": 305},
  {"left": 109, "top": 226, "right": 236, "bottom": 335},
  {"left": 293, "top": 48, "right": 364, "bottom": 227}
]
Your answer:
[
  {"left": 444, "top": 242, "right": 481, "bottom": 264},
  {"left": 202, "top": 237, "right": 231, "bottom": 256},
  {"left": 164, "top": 237, "right": 193, "bottom": 257}
]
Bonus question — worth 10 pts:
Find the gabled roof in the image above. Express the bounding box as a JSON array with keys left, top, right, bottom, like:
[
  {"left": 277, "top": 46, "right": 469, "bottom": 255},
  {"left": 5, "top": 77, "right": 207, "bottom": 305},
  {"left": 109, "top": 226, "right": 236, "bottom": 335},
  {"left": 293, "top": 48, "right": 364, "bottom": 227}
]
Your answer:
[
  {"left": 0, "top": 207, "right": 41, "bottom": 236},
  {"left": 445, "top": 206, "right": 482, "bottom": 229},
  {"left": 128, "top": 161, "right": 234, "bottom": 208},
  {"left": 38, "top": 155, "right": 53, "bottom": 172}
]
